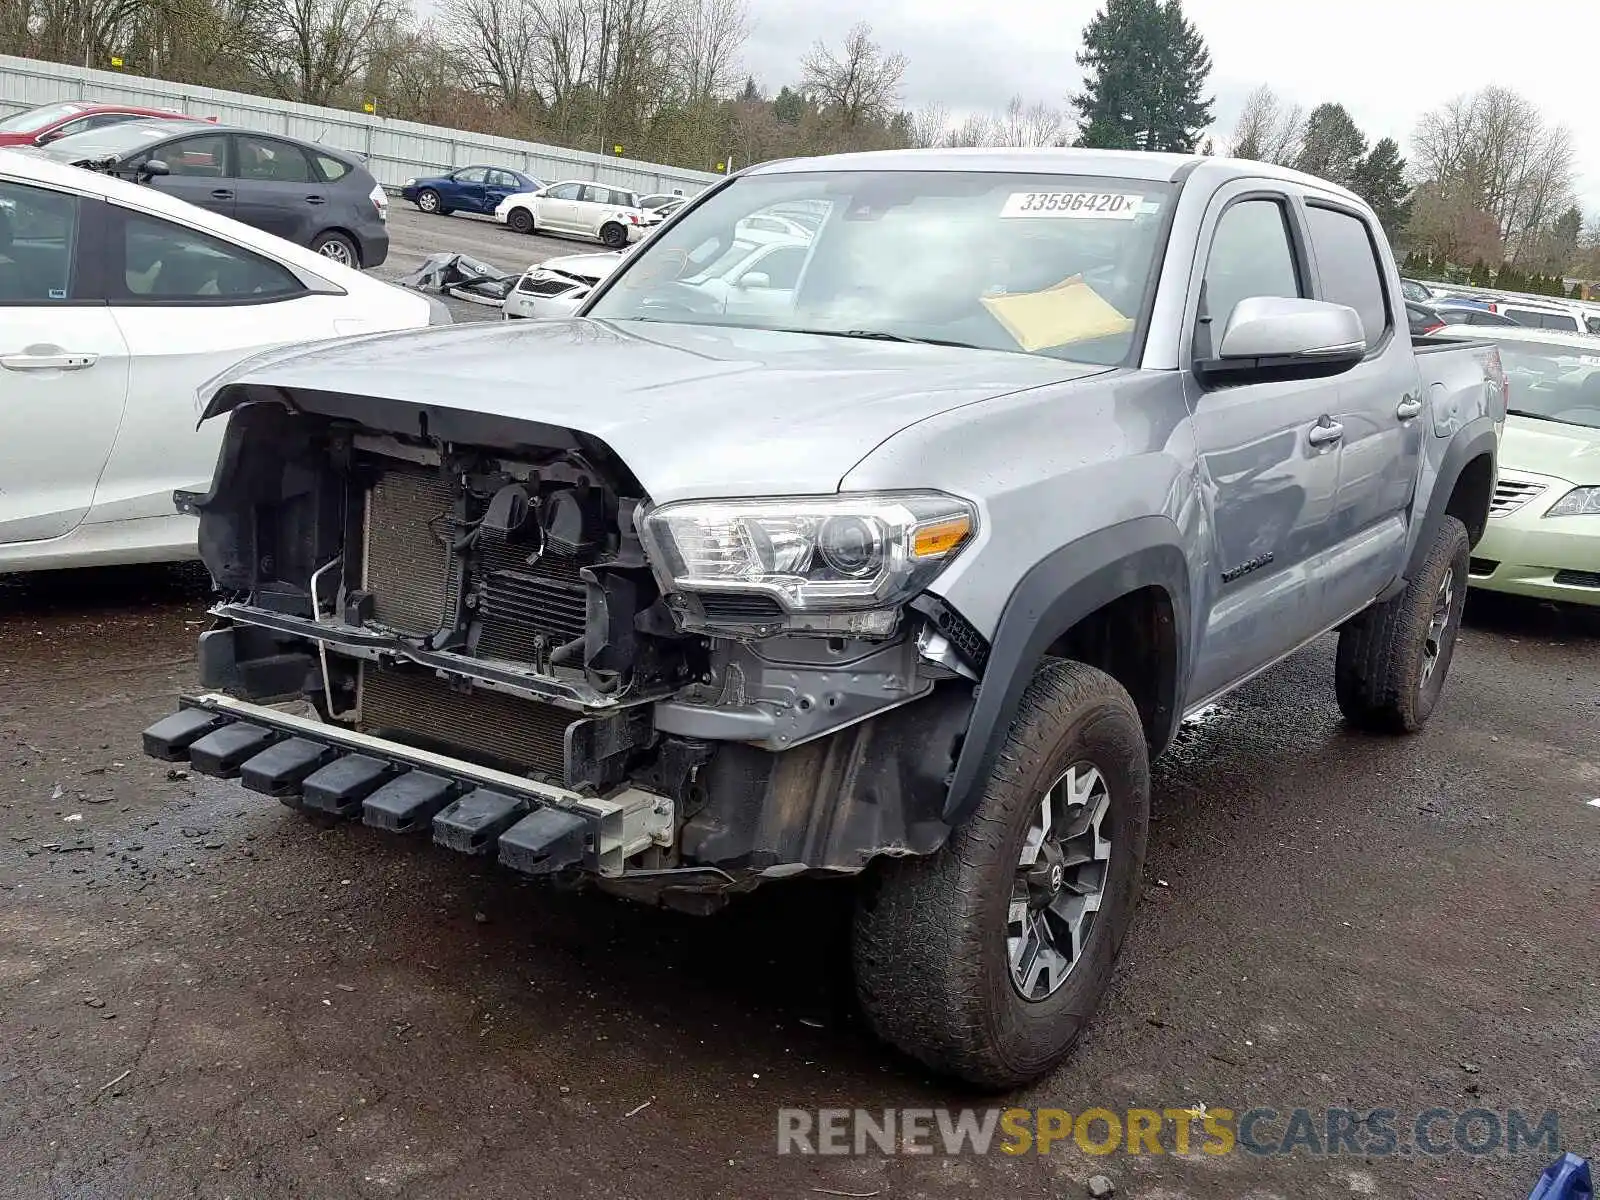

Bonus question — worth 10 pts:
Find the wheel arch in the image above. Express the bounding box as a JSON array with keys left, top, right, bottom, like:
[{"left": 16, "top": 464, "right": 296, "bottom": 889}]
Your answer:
[
  {"left": 1407, "top": 420, "right": 1498, "bottom": 582},
  {"left": 312, "top": 226, "right": 362, "bottom": 267},
  {"left": 941, "top": 516, "right": 1191, "bottom": 826}
]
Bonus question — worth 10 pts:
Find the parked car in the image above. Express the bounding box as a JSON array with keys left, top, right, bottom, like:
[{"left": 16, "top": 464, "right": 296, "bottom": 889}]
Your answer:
[
  {"left": 0, "top": 101, "right": 205, "bottom": 148},
  {"left": 637, "top": 192, "right": 686, "bottom": 211},
  {"left": 1406, "top": 300, "right": 1445, "bottom": 336},
  {"left": 502, "top": 250, "right": 627, "bottom": 319},
  {"left": 0, "top": 149, "right": 440, "bottom": 573},
  {"left": 1492, "top": 298, "right": 1595, "bottom": 335},
  {"left": 495, "top": 180, "right": 645, "bottom": 247},
  {"left": 400, "top": 166, "right": 542, "bottom": 216},
  {"left": 1434, "top": 300, "right": 1520, "bottom": 327},
  {"left": 642, "top": 196, "right": 686, "bottom": 226},
  {"left": 143, "top": 149, "right": 1503, "bottom": 1089},
  {"left": 1462, "top": 327, "right": 1600, "bottom": 606},
  {"left": 1399, "top": 277, "right": 1436, "bottom": 303},
  {"left": 35, "top": 120, "right": 390, "bottom": 267}
]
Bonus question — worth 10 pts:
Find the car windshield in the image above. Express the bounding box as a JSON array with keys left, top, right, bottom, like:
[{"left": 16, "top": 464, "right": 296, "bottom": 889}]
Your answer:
[
  {"left": 587, "top": 169, "right": 1175, "bottom": 365},
  {"left": 1497, "top": 342, "right": 1600, "bottom": 429},
  {"left": 0, "top": 102, "right": 86, "bottom": 133},
  {"left": 39, "top": 120, "right": 202, "bottom": 162}
]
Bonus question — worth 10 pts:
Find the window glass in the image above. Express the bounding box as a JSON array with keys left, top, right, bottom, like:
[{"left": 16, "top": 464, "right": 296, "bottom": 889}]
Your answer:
[
  {"left": 1306, "top": 205, "right": 1389, "bottom": 349},
  {"left": 315, "top": 153, "right": 350, "bottom": 182},
  {"left": 1495, "top": 342, "right": 1600, "bottom": 429},
  {"left": 0, "top": 181, "right": 79, "bottom": 302},
  {"left": 160, "top": 134, "right": 227, "bottom": 177},
  {"left": 236, "top": 135, "right": 313, "bottom": 183},
  {"left": 0, "top": 102, "right": 85, "bottom": 133},
  {"left": 748, "top": 245, "right": 807, "bottom": 288},
  {"left": 454, "top": 167, "right": 487, "bottom": 184},
  {"left": 118, "top": 211, "right": 302, "bottom": 301},
  {"left": 487, "top": 170, "right": 517, "bottom": 189},
  {"left": 580, "top": 185, "right": 607, "bottom": 204},
  {"left": 1200, "top": 199, "right": 1303, "bottom": 353},
  {"left": 545, "top": 182, "right": 582, "bottom": 201}
]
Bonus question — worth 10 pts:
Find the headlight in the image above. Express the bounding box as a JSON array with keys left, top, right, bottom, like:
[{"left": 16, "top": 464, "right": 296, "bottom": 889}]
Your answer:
[
  {"left": 404, "top": 177, "right": 416, "bottom": 187},
  {"left": 640, "top": 492, "right": 976, "bottom": 636},
  {"left": 1544, "top": 486, "right": 1600, "bottom": 518}
]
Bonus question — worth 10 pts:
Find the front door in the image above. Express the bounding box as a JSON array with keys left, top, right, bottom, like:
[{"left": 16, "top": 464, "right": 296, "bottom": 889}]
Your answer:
[
  {"left": 538, "top": 183, "right": 584, "bottom": 233},
  {"left": 0, "top": 180, "right": 131, "bottom": 545},
  {"left": 449, "top": 168, "right": 489, "bottom": 213},
  {"left": 143, "top": 131, "right": 235, "bottom": 220},
  {"left": 1184, "top": 189, "right": 1346, "bottom": 703}
]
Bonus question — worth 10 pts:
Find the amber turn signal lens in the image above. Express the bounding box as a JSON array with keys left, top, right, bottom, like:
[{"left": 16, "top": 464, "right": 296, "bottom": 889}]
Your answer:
[{"left": 911, "top": 515, "right": 972, "bottom": 558}]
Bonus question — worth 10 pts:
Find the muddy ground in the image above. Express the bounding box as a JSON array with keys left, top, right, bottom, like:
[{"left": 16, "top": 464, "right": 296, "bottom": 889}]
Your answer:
[{"left": 2, "top": 565, "right": 1596, "bottom": 1200}]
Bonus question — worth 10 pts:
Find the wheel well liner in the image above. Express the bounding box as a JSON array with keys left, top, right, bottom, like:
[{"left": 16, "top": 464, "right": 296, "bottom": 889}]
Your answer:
[
  {"left": 1409, "top": 421, "right": 1498, "bottom": 578},
  {"left": 941, "top": 516, "right": 1190, "bottom": 825}
]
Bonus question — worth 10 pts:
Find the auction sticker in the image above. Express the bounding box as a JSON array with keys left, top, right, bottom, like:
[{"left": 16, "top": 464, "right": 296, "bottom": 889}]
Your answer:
[{"left": 1001, "top": 191, "right": 1144, "bottom": 219}]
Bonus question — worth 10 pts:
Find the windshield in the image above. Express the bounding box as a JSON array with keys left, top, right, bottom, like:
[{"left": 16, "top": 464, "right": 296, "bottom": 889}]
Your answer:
[
  {"left": 587, "top": 169, "right": 1175, "bottom": 365},
  {"left": 0, "top": 102, "right": 87, "bottom": 133},
  {"left": 39, "top": 120, "right": 201, "bottom": 162},
  {"left": 1497, "top": 342, "right": 1600, "bottom": 429}
]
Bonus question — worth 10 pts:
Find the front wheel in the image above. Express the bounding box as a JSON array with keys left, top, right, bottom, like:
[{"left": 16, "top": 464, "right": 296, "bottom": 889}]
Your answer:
[
  {"left": 507, "top": 207, "right": 534, "bottom": 235},
  {"left": 852, "top": 659, "right": 1150, "bottom": 1089},
  {"left": 416, "top": 188, "right": 445, "bottom": 215},
  {"left": 310, "top": 231, "right": 360, "bottom": 268},
  {"left": 1335, "top": 515, "right": 1470, "bottom": 733}
]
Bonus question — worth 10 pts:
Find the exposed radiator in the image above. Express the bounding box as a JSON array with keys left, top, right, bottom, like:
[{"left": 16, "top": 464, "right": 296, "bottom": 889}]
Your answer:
[
  {"left": 358, "top": 666, "right": 570, "bottom": 777},
  {"left": 365, "top": 469, "right": 460, "bottom": 634},
  {"left": 476, "top": 539, "right": 587, "bottom": 663}
]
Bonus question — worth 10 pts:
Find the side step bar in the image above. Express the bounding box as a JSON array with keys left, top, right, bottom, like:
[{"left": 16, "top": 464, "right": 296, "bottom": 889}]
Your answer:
[{"left": 142, "top": 694, "right": 672, "bottom": 878}]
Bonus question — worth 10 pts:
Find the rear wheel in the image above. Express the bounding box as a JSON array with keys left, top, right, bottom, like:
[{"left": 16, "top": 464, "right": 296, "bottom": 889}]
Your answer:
[
  {"left": 1335, "top": 515, "right": 1470, "bottom": 732},
  {"left": 508, "top": 207, "right": 535, "bottom": 235},
  {"left": 852, "top": 659, "right": 1150, "bottom": 1089},
  {"left": 599, "top": 221, "right": 628, "bottom": 248},
  {"left": 311, "top": 231, "right": 360, "bottom": 268}
]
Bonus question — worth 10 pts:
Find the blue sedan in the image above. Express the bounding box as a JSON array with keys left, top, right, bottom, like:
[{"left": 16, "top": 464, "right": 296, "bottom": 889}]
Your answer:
[{"left": 400, "top": 165, "right": 542, "bottom": 217}]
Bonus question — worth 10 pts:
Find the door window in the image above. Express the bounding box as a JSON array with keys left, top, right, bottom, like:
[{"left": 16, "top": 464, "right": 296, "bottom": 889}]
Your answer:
[
  {"left": 0, "top": 180, "right": 80, "bottom": 303},
  {"left": 453, "top": 167, "right": 488, "bottom": 184},
  {"left": 488, "top": 170, "right": 518, "bottom": 189},
  {"left": 115, "top": 210, "right": 303, "bottom": 302},
  {"left": 159, "top": 134, "right": 228, "bottom": 177},
  {"left": 236, "top": 135, "right": 314, "bottom": 183},
  {"left": 1306, "top": 204, "right": 1390, "bottom": 350},
  {"left": 1199, "top": 198, "right": 1304, "bottom": 357},
  {"left": 314, "top": 153, "right": 350, "bottom": 182},
  {"left": 544, "top": 182, "right": 582, "bottom": 201},
  {"left": 580, "top": 185, "right": 610, "bottom": 204}
]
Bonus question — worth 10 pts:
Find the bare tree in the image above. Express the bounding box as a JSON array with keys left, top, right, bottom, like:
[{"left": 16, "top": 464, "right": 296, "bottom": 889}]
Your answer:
[
  {"left": 440, "top": 0, "right": 541, "bottom": 110},
  {"left": 907, "top": 99, "right": 949, "bottom": 148},
  {"left": 668, "top": 0, "right": 748, "bottom": 105},
  {"left": 1229, "top": 84, "right": 1302, "bottom": 164},
  {"left": 255, "top": 0, "right": 407, "bottom": 104},
  {"left": 944, "top": 110, "right": 996, "bottom": 149},
  {"left": 800, "top": 21, "right": 906, "bottom": 131},
  {"left": 995, "top": 94, "right": 1064, "bottom": 147}
]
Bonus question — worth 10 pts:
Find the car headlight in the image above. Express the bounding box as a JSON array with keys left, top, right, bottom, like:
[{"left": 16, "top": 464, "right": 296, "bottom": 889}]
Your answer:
[
  {"left": 640, "top": 492, "right": 976, "bottom": 636},
  {"left": 404, "top": 177, "right": 416, "bottom": 187},
  {"left": 1544, "top": 486, "right": 1600, "bottom": 518}
]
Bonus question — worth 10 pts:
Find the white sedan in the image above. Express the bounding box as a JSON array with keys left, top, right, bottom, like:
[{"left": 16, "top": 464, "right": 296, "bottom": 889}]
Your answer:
[
  {"left": 495, "top": 180, "right": 646, "bottom": 248},
  {"left": 503, "top": 250, "right": 627, "bottom": 319},
  {"left": 0, "top": 149, "right": 440, "bottom": 574}
]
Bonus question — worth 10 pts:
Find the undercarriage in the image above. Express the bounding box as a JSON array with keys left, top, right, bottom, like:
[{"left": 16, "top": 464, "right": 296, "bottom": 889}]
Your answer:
[{"left": 145, "top": 395, "right": 978, "bottom": 909}]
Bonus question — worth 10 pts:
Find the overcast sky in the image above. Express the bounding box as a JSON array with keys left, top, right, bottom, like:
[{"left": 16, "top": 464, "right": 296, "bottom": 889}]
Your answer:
[{"left": 739, "top": 0, "right": 1600, "bottom": 213}]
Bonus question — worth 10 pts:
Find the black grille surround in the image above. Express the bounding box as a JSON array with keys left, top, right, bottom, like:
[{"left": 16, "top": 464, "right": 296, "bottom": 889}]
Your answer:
[{"left": 1553, "top": 569, "right": 1600, "bottom": 588}]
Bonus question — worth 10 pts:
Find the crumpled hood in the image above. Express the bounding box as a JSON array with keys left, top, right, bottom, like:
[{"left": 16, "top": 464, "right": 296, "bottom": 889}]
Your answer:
[
  {"left": 205, "top": 317, "right": 1110, "bottom": 502},
  {"left": 1502, "top": 413, "right": 1600, "bottom": 483}
]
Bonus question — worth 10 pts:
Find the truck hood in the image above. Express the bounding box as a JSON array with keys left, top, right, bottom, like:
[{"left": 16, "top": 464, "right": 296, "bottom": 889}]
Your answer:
[
  {"left": 205, "top": 317, "right": 1111, "bottom": 502},
  {"left": 1502, "top": 412, "right": 1600, "bottom": 482}
]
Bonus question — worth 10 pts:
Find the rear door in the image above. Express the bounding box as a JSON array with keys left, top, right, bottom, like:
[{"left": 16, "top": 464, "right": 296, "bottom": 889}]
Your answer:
[
  {"left": 0, "top": 179, "right": 131, "bottom": 546},
  {"left": 231, "top": 134, "right": 323, "bottom": 244},
  {"left": 90, "top": 204, "right": 337, "bottom": 524},
  {"left": 1302, "top": 199, "right": 1426, "bottom": 541},
  {"left": 142, "top": 131, "right": 235, "bottom": 219},
  {"left": 484, "top": 169, "right": 520, "bottom": 214},
  {"left": 1183, "top": 185, "right": 1347, "bottom": 702}
]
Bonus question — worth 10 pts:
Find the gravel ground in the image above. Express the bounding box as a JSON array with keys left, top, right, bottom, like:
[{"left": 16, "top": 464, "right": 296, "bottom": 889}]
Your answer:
[{"left": 2, "top": 567, "right": 1595, "bottom": 1200}]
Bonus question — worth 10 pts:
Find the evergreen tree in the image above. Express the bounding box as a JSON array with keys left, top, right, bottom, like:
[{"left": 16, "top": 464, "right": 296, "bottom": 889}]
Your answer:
[
  {"left": 1469, "top": 260, "right": 1490, "bottom": 287},
  {"left": 1350, "top": 137, "right": 1410, "bottom": 236},
  {"left": 1294, "top": 102, "right": 1366, "bottom": 189},
  {"left": 1072, "top": 0, "right": 1213, "bottom": 152},
  {"left": 772, "top": 86, "right": 807, "bottom": 125}
]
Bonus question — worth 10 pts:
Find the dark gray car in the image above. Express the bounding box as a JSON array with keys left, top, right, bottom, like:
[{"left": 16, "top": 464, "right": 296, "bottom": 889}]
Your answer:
[{"left": 37, "top": 120, "right": 389, "bottom": 268}]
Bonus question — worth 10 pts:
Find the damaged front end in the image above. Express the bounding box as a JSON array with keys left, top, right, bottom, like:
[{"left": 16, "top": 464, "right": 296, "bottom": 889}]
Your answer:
[{"left": 144, "top": 386, "right": 985, "bottom": 909}]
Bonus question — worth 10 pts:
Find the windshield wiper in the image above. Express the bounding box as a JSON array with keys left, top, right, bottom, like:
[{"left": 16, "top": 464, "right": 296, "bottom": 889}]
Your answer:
[
  {"left": 784, "top": 328, "right": 986, "bottom": 350},
  {"left": 1506, "top": 409, "right": 1573, "bottom": 424}
]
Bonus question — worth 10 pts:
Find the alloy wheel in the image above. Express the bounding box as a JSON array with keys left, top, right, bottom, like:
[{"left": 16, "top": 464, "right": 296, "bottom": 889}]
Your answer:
[{"left": 1422, "top": 566, "right": 1455, "bottom": 686}]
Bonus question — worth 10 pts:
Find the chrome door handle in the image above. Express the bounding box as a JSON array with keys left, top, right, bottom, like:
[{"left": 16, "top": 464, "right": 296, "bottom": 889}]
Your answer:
[
  {"left": 0, "top": 352, "right": 97, "bottom": 371},
  {"left": 1307, "top": 420, "right": 1344, "bottom": 446},
  {"left": 1396, "top": 395, "right": 1424, "bottom": 420}
]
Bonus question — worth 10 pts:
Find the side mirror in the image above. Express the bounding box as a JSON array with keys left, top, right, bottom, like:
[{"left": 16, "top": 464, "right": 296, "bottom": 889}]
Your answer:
[
  {"left": 737, "top": 271, "right": 771, "bottom": 289},
  {"left": 35, "top": 130, "right": 62, "bottom": 145},
  {"left": 140, "top": 159, "right": 171, "bottom": 180},
  {"left": 1197, "top": 296, "right": 1365, "bottom": 386}
]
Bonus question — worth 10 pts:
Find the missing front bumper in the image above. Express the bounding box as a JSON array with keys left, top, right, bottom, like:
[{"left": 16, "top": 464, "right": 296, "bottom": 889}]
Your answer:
[{"left": 142, "top": 694, "right": 673, "bottom": 877}]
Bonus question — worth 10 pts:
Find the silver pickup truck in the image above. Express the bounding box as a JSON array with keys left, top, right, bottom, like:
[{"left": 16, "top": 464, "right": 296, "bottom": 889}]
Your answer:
[{"left": 143, "top": 149, "right": 1504, "bottom": 1088}]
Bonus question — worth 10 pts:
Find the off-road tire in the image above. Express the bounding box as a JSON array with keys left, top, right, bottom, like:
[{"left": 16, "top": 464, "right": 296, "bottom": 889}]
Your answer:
[
  {"left": 507, "top": 207, "right": 535, "bottom": 235},
  {"left": 1335, "top": 515, "right": 1470, "bottom": 733},
  {"left": 852, "top": 659, "right": 1150, "bottom": 1090}
]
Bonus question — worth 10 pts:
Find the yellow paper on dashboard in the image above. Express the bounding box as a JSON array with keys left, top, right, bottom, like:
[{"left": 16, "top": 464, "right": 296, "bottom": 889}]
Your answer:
[{"left": 981, "top": 275, "right": 1133, "bottom": 351}]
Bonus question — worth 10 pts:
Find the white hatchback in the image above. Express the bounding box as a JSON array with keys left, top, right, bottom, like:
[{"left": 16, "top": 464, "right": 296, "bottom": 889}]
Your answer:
[
  {"left": 0, "top": 149, "right": 439, "bottom": 573},
  {"left": 495, "top": 180, "right": 645, "bottom": 248}
]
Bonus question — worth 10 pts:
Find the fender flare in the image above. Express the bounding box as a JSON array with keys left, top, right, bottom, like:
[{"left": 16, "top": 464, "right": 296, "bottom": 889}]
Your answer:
[
  {"left": 941, "top": 515, "right": 1192, "bottom": 825},
  {"left": 1401, "top": 419, "right": 1499, "bottom": 584}
]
